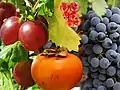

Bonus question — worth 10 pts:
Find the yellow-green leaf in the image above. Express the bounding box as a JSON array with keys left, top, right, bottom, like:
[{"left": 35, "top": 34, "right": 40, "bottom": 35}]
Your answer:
[
  {"left": 46, "top": 0, "right": 81, "bottom": 51},
  {"left": 92, "top": 0, "right": 108, "bottom": 17}
]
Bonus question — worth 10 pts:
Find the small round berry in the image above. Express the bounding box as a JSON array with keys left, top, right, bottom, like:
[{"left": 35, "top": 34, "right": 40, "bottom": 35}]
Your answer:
[
  {"left": 60, "top": 2, "right": 70, "bottom": 12},
  {"left": 70, "top": 2, "right": 80, "bottom": 12}
]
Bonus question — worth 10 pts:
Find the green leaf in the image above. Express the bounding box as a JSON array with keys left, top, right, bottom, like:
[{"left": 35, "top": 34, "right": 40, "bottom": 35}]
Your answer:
[
  {"left": 14, "top": 0, "right": 26, "bottom": 13},
  {"left": 46, "top": 3, "right": 81, "bottom": 51},
  {"left": 0, "top": 42, "right": 28, "bottom": 69},
  {"left": 107, "top": 0, "right": 116, "bottom": 7},
  {"left": 92, "top": 0, "right": 108, "bottom": 17},
  {"left": 26, "top": 84, "right": 40, "bottom": 90},
  {"left": 107, "top": 0, "right": 120, "bottom": 7},
  {"left": 75, "top": 0, "right": 89, "bottom": 14},
  {"left": 0, "top": 72, "right": 13, "bottom": 90},
  {"left": 37, "top": 0, "right": 54, "bottom": 16},
  {"left": 45, "top": 0, "right": 54, "bottom": 10}
]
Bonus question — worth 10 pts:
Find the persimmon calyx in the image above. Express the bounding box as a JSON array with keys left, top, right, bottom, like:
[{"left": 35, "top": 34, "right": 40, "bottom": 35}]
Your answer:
[{"left": 41, "top": 47, "right": 68, "bottom": 57}]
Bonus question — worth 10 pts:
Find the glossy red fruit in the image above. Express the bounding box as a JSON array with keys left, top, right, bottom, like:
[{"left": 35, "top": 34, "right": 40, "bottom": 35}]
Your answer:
[
  {"left": 63, "top": 12, "right": 69, "bottom": 18},
  {"left": 74, "top": 18, "right": 81, "bottom": 26},
  {"left": 0, "top": 2, "right": 16, "bottom": 27},
  {"left": 0, "top": 16, "right": 22, "bottom": 45},
  {"left": 36, "top": 16, "right": 48, "bottom": 28},
  {"left": 19, "top": 21, "right": 48, "bottom": 51},
  {"left": 69, "top": 12, "right": 78, "bottom": 21},
  {"left": 13, "top": 60, "right": 35, "bottom": 88},
  {"left": 60, "top": 2, "right": 70, "bottom": 12},
  {"left": 67, "top": 20, "right": 74, "bottom": 27},
  {"left": 70, "top": 2, "right": 80, "bottom": 12}
]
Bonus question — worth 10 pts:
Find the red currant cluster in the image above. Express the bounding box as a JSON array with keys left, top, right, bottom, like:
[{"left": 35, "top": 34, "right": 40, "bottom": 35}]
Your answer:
[{"left": 60, "top": 2, "right": 81, "bottom": 27}]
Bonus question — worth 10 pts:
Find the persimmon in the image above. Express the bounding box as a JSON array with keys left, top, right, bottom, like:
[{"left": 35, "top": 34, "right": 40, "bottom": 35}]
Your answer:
[{"left": 31, "top": 48, "right": 83, "bottom": 90}]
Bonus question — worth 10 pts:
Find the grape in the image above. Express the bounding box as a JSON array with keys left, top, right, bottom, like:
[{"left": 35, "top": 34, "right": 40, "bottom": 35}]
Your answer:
[
  {"left": 83, "top": 66, "right": 89, "bottom": 75},
  {"left": 117, "top": 25, "right": 120, "bottom": 34},
  {"left": 110, "top": 14, "right": 120, "bottom": 24},
  {"left": 117, "top": 45, "right": 120, "bottom": 53},
  {"left": 100, "top": 58, "right": 110, "bottom": 69},
  {"left": 81, "top": 7, "right": 120, "bottom": 90},
  {"left": 87, "top": 11, "right": 94, "bottom": 18},
  {"left": 96, "top": 32, "right": 106, "bottom": 42},
  {"left": 105, "top": 49, "right": 117, "bottom": 61},
  {"left": 117, "top": 69, "right": 120, "bottom": 77},
  {"left": 105, "top": 9, "right": 112, "bottom": 17},
  {"left": 107, "top": 66, "right": 116, "bottom": 76},
  {"left": 93, "top": 44, "right": 103, "bottom": 54},
  {"left": 97, "top": 86, "right": 106, "bottom": 90},
  {"left": 107, "top": 22, "right": 118, "bottom": 33},
  {"left": 90, "top": 72, "right": 98, "bottom": 79},
  {"left": 82, "top": 57, "right": 89, "bottom": 66},
  {"left": 84, "top": 44, "right": 93, "bottom": 55},
  {"left": 105, "top": 78, "right": 114, "bottom": 88},
  {"left": 81, "top": 35, "right": 89, "bottom": 44},
  {"left": 109, "top": 32, "right": 119, "bottom": 42},
  {"left": 91, "top": 17, "right": 101, "bottom": 26},
  {"left": 82, "top": 78, "right": 93, "bottom": 89},
  {"left": 93, "top": 79, "right": 102, "bottom": 88},
  {"left": 102, "top": 38, "right": 112, "bottom": 49},
  {"left": 90, "top": 57, "right": 99, "bottom": 68},
  {"left": 96, "top": 23, "right": 106, "bottom": 32},
  {"left": 99, "top": 68, "right": 106, "bottom": 74},
  {"left": 88, "top": 54, "right": 95, "bottom": 63},
  {"left": 103, "top": 17, "right": 109, "bottom": 25},
  {"left": 88, "top": 12, "right": 97, "bottom": 19},
  {"left": 89, "top": 30, "right": 98, "bottom": 41},
  {"left": 92, "top": 88, "right": 97, "bottom": 90},
  {"left": 83, "top": 20, "right": 91, "bottom": 30},
  {"left": 111, "top": 7, "right": 120, "bottom": 14},
  {"left": 111, "top": 43, "right": 117, "bottom": 50},
  {"left": 117, "top": 61, "right": 120, "bottom": 68},
  {"left": 89, "top": 66, "right": 99, "bottom": 72},
  {"left": 98, "top": 74, "right": 106, "bottom": 81},
  {"left": 116, "top": 53, "right": 120, "bottom": 62},
  {"left": 113, "top": 82, "right": 120, "bottom": 90}
]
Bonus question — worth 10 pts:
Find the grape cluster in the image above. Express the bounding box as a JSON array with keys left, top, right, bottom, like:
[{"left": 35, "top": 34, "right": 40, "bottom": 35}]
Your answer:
[
  {"left": 60, "top": 2, "right": 81, "bottom": 27},
  {"left": 81, "top": 7, "right": 120, "bottom": 90}
]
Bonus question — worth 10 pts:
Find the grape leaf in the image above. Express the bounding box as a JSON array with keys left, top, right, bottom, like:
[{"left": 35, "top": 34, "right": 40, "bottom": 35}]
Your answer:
[
  {"left": 92, "top": 0, "right": 108, "bottom": 17},
  {"left": 74, "top": 0, "right": 89, "bottom": 14},
  {"left": 107, "top": 0, "right": 116, "bottom": 7},
  {"left": 0, "top": 42, "right": 28, "bottom": 69},
  {"left": 107, "top": 0, "right": 120, "bottom": 7},
  {"left": 46, "top": 1, "right": 81, "bottom": 51}
]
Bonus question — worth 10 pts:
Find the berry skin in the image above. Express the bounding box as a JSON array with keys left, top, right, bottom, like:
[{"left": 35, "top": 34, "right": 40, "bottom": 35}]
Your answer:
[
  {"left": 70, "top": 2, "right": 80, "bottom": 12},
  {"left": 74, "top": 18, "right": 81, "bottom": 26},
  {"left": 67, "top": 20, "right": 74, "bottom": 27},
  {"left": 60, "top": 2, "right": 70, "bottom": 12},
  {"left": 68, "top": 12, "right": 78, "bottom": 21}
]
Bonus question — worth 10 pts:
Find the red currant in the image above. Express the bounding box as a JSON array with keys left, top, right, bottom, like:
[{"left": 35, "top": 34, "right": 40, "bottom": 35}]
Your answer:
[
  {"left": 63, "top": 12, "right": 69, "bottom": 18},
  {"left": 70, "top": 2, "right": 80, "bottom": 12},
  {"left": 67, "top": 20, "right": 74, "bottom": 27},
  {"left": 74, "top": 18, "right": 81, "bottom": 27},
  {"left": 69, "top": 12, "right": 78, "bottom": 21},
  {"left": 60, "top": 2, "right": 70, "bottom": 12}
]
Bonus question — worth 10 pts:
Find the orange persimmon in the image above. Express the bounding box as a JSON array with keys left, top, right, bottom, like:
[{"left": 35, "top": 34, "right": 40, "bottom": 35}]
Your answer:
[{"left": 31, "top": 53, "right": 83, "bottom": 90}]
